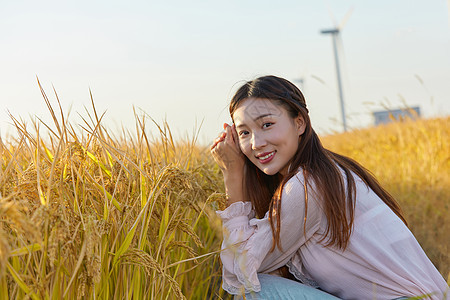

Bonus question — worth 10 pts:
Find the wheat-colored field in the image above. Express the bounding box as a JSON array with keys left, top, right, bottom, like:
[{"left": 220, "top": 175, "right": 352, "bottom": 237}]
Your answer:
[
  {"left": 0, "top": 91, "right": 448, "bottom": 298},
  {"left": 322, "top": 117, "right": 450, "bottom": 280},
  {"left": 0, "top": 91, "right": 228, "bottom": 299}
]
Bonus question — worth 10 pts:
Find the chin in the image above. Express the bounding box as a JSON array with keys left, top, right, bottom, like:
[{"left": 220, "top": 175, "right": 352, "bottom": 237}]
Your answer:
[
  {"left": 250, "top": 160, "right": 281, "bottom": 176},
  {"left": 260, "top": 167, "right": 280, "bottom": 176}
]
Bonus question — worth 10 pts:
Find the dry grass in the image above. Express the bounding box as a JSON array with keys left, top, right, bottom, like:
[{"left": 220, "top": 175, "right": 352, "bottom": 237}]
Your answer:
[
  {"left": 0, "top": 84, "right": 229, "bottom": 299},
  {"left": 322, "top": 116, "right": 450, "bottom": 279}
]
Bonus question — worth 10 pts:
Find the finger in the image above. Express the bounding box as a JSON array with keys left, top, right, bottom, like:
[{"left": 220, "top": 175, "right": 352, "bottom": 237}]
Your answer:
[
  {"left": 223, "top": 123, "right": 229, "bottom": 130},
  {"left": 215, "top": 130, "right": 226, "bottom": 140},
  {"left": 211, "top": 131, "right": 227, "bottom": 149},
  {"left": 224, "top": 124, "right": 233, "bottom": 143},
  {"left": 211, "top": 139, "right": 221, "bottom": 150},
  {"left": 231, "top": 124, "right": 239, "bottom": 144},
  {"left": 211, "top": 138, "right": 221, "bottom": 150},
  {"left": 212, "top": 130, "right": 226, "bottom": 144},
  {"left": 217, "top": 134, "right": 226, "bottom": 144}
]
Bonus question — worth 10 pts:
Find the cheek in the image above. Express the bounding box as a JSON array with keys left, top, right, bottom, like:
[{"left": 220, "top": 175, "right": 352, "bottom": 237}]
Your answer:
[
  {"left": 239, "top": 140, "right": 252, "bottom": 157},
  {"left": 278, "top": 130, "right": 299, "bottom": 152},
  {"left": 287, "top": 136, "right": 300, "bottom": 154}
]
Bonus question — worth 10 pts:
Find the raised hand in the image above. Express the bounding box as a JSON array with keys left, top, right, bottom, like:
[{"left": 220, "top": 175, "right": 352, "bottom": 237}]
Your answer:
[
  {"left": 210, "top": 123, "right": 245, "bottom": 175},
  {"left": 210, "top": 123, "right": 247, "bottom": 205}
]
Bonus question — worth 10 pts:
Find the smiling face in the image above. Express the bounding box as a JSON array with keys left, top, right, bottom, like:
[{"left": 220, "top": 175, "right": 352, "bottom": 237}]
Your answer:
[{"left": 233, "top": 98, "right": 306, "bottom": 176}]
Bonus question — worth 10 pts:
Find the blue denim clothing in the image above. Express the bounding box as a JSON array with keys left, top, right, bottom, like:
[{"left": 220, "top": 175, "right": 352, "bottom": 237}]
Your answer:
[{"left": 233, "top": 274, "right": 340, "bottom": 300}]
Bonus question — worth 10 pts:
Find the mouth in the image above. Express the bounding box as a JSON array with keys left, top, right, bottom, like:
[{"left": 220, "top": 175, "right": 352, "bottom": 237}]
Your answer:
[{"left": 256, "top": 151, "right": 275, "bottom": 164}]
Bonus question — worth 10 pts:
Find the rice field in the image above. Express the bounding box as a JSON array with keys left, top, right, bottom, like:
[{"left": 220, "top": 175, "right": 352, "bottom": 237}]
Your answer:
[
  {"left": 0, "top": 87, "right": 448, "bottom": 298},
  {"left": 0, "top": 87, "right": 228, "bottom": 299},
  {"left": 322, "top": 116, "right": 450, "bottom": 280}
]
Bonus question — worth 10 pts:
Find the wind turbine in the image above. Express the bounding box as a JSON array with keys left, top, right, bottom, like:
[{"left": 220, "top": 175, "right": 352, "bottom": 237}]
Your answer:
[{"left": 320, "top": 8, "right": 353, "bottom": 132}]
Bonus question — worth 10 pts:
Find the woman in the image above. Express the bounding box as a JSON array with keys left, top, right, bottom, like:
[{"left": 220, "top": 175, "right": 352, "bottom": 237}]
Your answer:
[{"left": 210, "top": 76, "right": 448, "bottom": 299}]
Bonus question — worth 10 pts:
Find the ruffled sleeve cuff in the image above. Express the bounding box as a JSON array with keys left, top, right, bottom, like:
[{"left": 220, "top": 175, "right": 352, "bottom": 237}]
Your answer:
[
  {"left": 216, "top": 201, "right": 253, "bottom": 221},
  {"left": 216, "top": 202, "right": 263, "bottom": 295},
  {"left": 222, "top": 253, "right": 262, "bottom": 295},
  {"left": 216, "top": 201, "right": 255, "bottom": 232}
]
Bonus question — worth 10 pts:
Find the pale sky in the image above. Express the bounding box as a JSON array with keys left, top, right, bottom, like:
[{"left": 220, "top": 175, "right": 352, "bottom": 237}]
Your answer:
[{"left": 1, "top": 0, "right": 449, "bottom": 144}]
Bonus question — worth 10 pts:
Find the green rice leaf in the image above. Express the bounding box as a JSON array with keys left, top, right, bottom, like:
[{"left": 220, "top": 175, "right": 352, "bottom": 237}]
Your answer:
[
  {"left": 83, "top": 147, "right": 112, "bottom": 178},
  {"left": 10, "top": 244, "right": 42, "bottom": 256},
  {"left": 113, "top": 223, "right": 137, "bottom": 267},
  {"left": 6, "top": 262, "right": 39, "bottom": 300}
]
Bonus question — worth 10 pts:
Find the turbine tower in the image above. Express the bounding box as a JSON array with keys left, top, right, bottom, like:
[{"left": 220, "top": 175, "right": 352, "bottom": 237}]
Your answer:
[{"left": 321, "top": 8, "right": 353, "bottom": 132}]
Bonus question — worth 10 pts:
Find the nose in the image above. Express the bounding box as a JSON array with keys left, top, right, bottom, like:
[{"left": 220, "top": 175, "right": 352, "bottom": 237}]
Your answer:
[{"left": 251, "top": 132, "right": 267, "bottom": 150}]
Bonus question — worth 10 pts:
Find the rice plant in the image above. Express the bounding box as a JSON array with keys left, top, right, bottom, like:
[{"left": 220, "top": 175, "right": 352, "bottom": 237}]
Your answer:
[{"left": 0, "top": 83, "right": 230, "bottom": 299}]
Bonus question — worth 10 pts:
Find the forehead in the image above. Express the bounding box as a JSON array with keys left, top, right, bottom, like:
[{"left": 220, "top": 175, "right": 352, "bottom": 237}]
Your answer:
[{"left": 233, "top": 98, "right": 284, "bottom": 124}]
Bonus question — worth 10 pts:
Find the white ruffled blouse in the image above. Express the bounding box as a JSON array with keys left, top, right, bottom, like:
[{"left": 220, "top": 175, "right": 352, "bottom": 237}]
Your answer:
[{"left": 216, "top": 169, "right": 448, "bottom": 299}]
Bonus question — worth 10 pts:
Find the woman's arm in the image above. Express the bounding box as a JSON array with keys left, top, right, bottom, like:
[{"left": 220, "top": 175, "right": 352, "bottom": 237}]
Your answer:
[
  {"left": 216, "top": 171, "right": 322, "bottom": 294},
  {"left": 210, "top": 123, "right": 247, "bottom": 206}
]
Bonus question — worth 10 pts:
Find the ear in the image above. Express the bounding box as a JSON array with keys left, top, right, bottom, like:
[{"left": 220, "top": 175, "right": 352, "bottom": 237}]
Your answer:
[{"left": 295, "top": 115, "right": 306, "bottom": 136}]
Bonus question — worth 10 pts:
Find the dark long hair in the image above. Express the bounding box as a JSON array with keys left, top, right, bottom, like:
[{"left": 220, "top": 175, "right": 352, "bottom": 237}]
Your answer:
[{"left": 230, "top": 75, "right": 407, "bottom": 252}]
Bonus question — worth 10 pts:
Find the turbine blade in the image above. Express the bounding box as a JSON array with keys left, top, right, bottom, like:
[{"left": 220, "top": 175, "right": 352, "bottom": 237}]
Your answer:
[
  {"left": 339, "top": 6, "right": 354, "bottom": 30},
  {"left": 327, "top": 4, "right": 338, "bottom": 27}
]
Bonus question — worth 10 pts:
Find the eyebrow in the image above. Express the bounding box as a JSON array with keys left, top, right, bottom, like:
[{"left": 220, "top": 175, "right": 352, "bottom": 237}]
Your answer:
[{"left": 236, "top": 113, "right": 273, "bottom": 129}]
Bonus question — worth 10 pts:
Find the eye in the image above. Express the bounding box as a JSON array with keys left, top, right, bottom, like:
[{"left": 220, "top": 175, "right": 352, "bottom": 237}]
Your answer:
[
  {"left": 238, "top": 130, "right": 249, "bottom": 137},
  {"left": 262, "top": 122, "right": 273, "bottom": 129}
]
